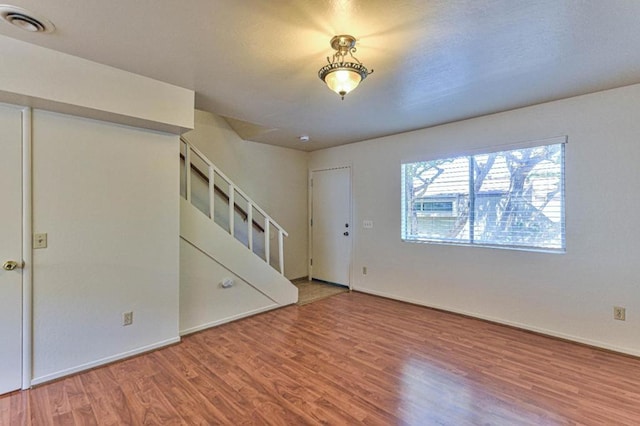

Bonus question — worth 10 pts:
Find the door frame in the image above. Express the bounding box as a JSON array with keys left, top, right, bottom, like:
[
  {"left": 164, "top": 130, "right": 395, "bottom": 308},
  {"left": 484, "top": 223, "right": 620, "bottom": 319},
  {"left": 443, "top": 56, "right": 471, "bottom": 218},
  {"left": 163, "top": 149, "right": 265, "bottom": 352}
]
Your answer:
[
  {"left": 1, "top": 103, "right": 32, "bottom": 392},
  {"left": 308, "top": 165, "right": 353, "bottom": 290},
  {"left": 21, "top": 106, "right": 33, "bottom": 390},
  {"left": 5, "top": 105, "right": 34, "bottom": 390}
]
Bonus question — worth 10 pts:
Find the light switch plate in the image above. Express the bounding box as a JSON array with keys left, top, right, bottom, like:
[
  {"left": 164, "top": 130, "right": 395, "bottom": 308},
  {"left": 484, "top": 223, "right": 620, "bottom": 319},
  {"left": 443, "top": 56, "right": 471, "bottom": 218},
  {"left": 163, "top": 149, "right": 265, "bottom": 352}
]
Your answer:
[
  {"left": 363, "top": 220, "right": 374, "bottom": 229},
  {"left": 34, "top": 233, "right": 47, "bottom": 249}
]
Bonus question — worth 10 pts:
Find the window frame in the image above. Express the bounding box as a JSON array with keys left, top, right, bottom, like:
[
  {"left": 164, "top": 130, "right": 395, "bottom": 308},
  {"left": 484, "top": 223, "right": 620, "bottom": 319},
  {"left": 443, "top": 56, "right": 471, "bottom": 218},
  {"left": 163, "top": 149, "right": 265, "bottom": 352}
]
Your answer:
[{"left": 401, "top": 137, "right": 567, "bottom": 253}]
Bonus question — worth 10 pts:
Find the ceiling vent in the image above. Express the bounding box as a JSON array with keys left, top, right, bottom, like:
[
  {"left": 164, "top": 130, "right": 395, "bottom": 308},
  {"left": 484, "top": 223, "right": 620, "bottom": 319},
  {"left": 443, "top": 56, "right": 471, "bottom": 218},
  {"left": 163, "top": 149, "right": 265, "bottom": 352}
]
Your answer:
[{"left": 0, "top": 5, "right": 54, "bottom": 33}]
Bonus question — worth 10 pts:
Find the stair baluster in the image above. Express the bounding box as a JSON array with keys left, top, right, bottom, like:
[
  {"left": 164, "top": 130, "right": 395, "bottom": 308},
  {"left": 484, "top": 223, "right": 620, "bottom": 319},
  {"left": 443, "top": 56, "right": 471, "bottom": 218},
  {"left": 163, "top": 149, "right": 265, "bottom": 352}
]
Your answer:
[{"left": 180, "top": 137, "right": 287, "bottom": 276}]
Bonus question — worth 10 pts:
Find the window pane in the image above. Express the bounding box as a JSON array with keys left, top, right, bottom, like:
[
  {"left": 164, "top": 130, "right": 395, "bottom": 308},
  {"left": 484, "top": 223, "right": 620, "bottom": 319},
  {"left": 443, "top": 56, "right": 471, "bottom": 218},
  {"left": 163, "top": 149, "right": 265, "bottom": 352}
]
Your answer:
[
  {"left": 402, "top": 141, "right": 565, "bottom": 252},
  {"left": 473, "top": 145, "right": 564, "bottom": 249},
  {"left": 403, "top": 157, "right": 470, "bottom": 243}
]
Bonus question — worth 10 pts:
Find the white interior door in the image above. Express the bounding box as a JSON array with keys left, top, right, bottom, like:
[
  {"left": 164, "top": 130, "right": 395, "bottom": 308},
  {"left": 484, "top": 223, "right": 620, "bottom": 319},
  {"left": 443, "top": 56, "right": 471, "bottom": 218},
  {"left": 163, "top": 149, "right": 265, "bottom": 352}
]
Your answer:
[
  {"left": 0, "top": 105, "right": 23, "bottom": 395},
  {"left": 311, "top": 167, "right": 351, "bottom": 287}
]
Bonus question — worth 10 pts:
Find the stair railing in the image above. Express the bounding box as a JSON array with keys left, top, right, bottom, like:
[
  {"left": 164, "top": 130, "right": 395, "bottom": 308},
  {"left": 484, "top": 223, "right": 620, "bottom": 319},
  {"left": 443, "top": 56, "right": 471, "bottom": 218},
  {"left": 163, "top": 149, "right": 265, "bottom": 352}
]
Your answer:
[{"left": 180, "top": 137, "right": 287, "bottom": 275}]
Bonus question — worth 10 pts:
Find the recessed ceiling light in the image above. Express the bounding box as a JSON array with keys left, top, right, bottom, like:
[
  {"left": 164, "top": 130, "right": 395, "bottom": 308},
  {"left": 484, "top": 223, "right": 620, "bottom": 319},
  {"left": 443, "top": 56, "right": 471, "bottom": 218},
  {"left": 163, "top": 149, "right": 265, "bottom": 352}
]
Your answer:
[
  {"left": 0, "top": 5, "right": 55, "bottom": 33},
  {"left": 299, "top": 135, "right": 310, "bottom": 142}
]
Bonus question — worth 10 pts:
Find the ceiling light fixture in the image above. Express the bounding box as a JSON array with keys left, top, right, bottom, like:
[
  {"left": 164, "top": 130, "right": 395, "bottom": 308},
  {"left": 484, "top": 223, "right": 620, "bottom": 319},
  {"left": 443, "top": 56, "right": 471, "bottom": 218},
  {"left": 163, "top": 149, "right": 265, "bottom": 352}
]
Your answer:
[
  {"left": 318, "top": 35, "right": 372, "bottom": 100},
  {"left": 0, "top": 5, "right": 55, "bottom": 33}
]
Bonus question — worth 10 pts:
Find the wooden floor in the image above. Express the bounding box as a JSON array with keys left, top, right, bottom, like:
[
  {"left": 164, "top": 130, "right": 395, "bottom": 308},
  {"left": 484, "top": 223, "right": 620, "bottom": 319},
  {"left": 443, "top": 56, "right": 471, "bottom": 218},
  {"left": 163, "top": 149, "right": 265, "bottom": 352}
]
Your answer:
[{"left": 2, "top": 292, "right": 640, "bottom": 425}]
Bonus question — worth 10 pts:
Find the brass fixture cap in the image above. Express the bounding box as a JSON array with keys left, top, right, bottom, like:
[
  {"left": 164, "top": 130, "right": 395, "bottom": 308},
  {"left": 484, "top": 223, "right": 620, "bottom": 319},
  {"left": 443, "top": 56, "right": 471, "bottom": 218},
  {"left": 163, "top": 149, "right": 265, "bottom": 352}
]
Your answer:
[{"left": 330, "top": 35, "right": 356, "bottom": 52}]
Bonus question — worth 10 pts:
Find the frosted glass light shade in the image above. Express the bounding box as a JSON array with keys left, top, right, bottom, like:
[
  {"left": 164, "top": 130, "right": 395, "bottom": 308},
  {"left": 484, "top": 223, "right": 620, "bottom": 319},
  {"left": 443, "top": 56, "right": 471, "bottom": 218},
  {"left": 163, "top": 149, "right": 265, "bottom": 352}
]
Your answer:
[
  {"left": 324, "top": 68, "right": 362, "bottom": 98},
  {"left": 318, "top": 61, "right": 371, "bottom": 100}
]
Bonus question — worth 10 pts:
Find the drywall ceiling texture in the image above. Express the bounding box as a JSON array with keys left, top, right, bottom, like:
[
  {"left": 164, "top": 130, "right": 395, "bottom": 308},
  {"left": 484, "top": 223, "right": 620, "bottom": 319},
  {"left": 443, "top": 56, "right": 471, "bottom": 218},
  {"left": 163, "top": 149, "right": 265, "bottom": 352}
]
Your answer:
[
  {"left": 32, "top": 110, "right": 180, "bottom": 384},
  {"left": 2, "top": 1, "right": 640, "bottom": 149},
  {"left": 310, "top": 83, "right": 640, "bottom": 357}
]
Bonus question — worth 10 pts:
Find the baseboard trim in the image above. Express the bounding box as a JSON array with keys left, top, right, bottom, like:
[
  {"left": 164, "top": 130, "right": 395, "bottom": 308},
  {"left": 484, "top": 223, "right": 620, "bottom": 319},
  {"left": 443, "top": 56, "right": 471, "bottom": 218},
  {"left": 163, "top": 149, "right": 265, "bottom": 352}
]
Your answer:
[
  {"left": 355, "top": 286, "right": 640, "bottom": 358},
  {"left": 30, "top": 336, "right": 181, "bottom": 387},
  {"left": 179, "top": 303, "right": 280, "bottom": 336}
]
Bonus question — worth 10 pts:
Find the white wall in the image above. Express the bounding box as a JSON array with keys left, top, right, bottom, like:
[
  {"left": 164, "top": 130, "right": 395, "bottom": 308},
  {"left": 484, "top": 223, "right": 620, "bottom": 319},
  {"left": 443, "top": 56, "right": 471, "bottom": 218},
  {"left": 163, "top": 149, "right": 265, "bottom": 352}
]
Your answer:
[
  {"left": 180, "top": 239, "right": 278, "bottom": 335},
  {"left": 32, "top": 110, "right": 180, "bottom": 384},
  {"left": 310, "top": 83, "right": 640, "bottom": 356},
  {"left": 0, "top": 35, "right": 194, "bottom": 134},
  {"left": 0, "top": 34, "right": 191, "bottom": 386},
  {"left": 182, "top": 110, "right": 309, "bottom": 279},
  {"left": 179, "top": 196, "right": 297, "bottom": 335}
]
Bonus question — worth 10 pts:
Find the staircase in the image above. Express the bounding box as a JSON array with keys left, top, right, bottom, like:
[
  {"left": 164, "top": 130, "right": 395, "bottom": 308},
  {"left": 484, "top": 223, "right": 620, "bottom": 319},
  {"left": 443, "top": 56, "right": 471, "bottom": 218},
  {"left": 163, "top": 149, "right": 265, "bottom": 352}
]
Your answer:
[{"left": 179, "top": 137, "right": 297, "bottom": 335}]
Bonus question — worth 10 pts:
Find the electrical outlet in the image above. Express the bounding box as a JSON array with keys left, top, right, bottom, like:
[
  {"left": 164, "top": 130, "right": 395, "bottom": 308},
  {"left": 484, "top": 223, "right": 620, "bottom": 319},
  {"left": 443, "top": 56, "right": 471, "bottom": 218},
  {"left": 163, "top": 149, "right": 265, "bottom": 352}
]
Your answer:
[
  {"left": 613, "top": 306, "right": 626, "bottom": 321},
  {"left": 123, "top": 311, "right": 133, "bottom": 326}
]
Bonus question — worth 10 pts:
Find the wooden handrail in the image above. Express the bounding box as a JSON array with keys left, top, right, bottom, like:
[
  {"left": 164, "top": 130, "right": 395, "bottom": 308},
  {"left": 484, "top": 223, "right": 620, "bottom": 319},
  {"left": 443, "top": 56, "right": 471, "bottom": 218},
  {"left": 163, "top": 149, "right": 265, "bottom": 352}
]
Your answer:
[{"left": 180, "top": 153, "right": 265, "bottom": 233}]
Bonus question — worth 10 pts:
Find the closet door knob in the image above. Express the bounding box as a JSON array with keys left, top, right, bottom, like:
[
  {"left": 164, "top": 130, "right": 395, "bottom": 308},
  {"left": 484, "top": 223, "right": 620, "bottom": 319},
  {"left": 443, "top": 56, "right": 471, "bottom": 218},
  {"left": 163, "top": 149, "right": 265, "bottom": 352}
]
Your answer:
[{"left": 2, "top": 260, "right": 22, "bottom": 271}]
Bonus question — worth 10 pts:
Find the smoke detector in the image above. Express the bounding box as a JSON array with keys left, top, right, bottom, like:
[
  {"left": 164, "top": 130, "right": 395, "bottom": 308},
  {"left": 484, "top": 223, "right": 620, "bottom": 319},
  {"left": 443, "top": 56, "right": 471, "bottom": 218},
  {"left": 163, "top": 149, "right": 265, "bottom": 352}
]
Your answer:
[{"left": 0, "top": 5, "right": 55, "bottom": 33}]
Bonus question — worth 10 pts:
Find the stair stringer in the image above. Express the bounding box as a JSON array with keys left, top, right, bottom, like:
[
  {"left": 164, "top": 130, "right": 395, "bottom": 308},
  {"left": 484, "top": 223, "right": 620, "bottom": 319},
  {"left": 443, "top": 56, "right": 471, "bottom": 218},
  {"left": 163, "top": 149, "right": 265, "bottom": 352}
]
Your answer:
[{"left": 180, "top": 198, "right": 298, "bottom": 309}]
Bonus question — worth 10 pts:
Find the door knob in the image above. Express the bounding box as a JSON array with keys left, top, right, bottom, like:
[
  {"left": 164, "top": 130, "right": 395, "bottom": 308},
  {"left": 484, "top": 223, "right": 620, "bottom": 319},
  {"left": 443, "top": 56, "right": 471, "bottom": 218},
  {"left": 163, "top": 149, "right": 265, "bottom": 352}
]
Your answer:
[
  {"left": 343, "top": 231, "right": 349, "bottom": 236},
  {"left": 3, "top": 260, "right": 22, "bottom": 271}
]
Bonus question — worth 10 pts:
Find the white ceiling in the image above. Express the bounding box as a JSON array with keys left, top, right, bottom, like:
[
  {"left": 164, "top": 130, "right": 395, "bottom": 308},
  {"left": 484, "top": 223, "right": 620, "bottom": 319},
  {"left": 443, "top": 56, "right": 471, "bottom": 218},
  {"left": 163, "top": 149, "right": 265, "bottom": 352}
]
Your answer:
[{"left": 2, "top": 0, "right": 640, "bottom": 151}]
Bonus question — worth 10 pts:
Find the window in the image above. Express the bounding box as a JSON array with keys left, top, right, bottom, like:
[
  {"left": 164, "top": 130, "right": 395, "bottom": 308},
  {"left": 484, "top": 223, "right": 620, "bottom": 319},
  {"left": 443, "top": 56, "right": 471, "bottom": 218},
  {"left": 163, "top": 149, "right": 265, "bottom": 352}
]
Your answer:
[{"left": 401, "top": 139, "right": 565, "bottom": 252}]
